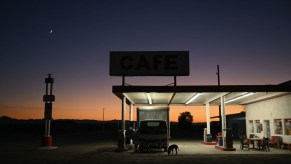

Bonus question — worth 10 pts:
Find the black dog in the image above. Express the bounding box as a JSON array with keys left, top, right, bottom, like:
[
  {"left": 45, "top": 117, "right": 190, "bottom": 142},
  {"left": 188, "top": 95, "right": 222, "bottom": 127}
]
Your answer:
[{"left": 167, "top": 144, "right": 180, "bottom": 155}]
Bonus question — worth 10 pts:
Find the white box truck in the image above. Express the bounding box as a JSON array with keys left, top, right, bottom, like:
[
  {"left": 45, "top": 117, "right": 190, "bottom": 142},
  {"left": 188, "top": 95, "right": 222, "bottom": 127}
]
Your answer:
[{"left": 136, "top": 107, "right": 170, "bottom": 152}]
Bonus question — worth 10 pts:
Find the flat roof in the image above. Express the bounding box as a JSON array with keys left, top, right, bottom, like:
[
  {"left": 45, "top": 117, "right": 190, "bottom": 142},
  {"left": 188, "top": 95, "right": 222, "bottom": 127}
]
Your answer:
[{"left": 112, "top": 85, "right": 291, "bottom": 106}]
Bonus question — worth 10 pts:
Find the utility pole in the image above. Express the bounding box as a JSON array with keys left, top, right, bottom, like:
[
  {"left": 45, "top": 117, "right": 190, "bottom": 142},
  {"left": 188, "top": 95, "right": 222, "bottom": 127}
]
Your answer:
[
  {"left": 216, "top": 65, "right": 220, "bottom": 86},
  {"left": 216, "top": 65, "right": 222, "bottom": 133},
  {"left": 103, "top": 108, "right": 105, "bottom": 130}
]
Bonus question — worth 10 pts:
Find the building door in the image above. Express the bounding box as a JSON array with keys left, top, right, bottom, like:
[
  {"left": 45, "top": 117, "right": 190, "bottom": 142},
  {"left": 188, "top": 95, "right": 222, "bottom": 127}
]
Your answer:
[{"left": 264, "top": 120, "right": 270, "bottom": 138}]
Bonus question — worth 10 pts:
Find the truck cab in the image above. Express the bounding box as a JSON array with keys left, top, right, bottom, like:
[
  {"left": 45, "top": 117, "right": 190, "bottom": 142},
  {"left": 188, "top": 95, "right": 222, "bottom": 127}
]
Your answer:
[{"left": 137, "top": 120, "right": 169, "bottom": 152}]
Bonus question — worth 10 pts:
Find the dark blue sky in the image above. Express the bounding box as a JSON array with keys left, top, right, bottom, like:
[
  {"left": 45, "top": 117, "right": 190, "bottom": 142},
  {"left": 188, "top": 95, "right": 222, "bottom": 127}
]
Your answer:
[{"left": 1, "top": 0, "right": 291, "bottom": 119}]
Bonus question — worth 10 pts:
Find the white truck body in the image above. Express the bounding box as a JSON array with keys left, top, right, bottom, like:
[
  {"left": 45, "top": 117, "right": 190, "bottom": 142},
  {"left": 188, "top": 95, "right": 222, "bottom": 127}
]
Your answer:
[{"left": 137, "top": 107, "right": 170, "bottom": 152}]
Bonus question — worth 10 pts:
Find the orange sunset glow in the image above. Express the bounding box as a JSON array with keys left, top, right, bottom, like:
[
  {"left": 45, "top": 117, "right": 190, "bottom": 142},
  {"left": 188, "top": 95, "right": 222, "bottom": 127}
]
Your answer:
[{"left": 1, "top": 98, "right": 243, "bottom": 123}]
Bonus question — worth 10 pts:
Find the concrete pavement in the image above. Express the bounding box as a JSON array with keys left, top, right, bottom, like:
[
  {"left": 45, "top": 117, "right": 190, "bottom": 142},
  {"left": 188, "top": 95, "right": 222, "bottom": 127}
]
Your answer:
[{"left": 1, "top": 133, "right": 291, "bottom": 164}]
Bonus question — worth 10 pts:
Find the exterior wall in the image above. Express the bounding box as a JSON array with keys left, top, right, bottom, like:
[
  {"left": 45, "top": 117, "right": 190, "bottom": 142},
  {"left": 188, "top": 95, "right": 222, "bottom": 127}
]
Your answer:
[{"left": 246, "top": 94, "right": 291, "bottom": 142}]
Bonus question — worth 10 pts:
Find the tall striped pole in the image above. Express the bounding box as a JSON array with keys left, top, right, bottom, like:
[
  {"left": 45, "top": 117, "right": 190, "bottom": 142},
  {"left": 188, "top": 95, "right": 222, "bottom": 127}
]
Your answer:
[{"left": 41, "top": 74, "right": 55, "bottom": 147}]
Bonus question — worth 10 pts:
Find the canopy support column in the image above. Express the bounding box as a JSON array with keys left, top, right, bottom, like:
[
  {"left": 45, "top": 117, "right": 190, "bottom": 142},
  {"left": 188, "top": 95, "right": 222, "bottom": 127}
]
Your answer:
[
  {"left": 129, "top": 103, "right": 133, "bottom": 146},
  {"left": 220, "top": 96, "right": 226, "bottom": 147},
  {"left": 206, "top": 102, "right": 211, "bottom": 135},
  {"left": 129, "top": 104, "right": 133, "bottom": 125},
  {"left": 122, "top": 96, "right": 126, "bottom": 131},
  {"left": 118, "top": 96, "right": 127, "bottom": 150}
]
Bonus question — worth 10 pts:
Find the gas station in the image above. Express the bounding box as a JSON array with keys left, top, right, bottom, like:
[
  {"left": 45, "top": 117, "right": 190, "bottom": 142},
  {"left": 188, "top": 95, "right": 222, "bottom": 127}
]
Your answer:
[
  {"left": 110, "top": 51, "right": 291, "bottom": 151},
  {"left": 6, "top": 51, "right": 289, "bottom": 164}
]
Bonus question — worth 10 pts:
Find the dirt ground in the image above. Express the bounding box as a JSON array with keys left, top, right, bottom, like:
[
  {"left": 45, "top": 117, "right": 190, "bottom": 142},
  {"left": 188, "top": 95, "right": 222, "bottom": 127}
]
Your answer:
[{"left": 1, "top": 131, "right": 291, "bottom": 164}]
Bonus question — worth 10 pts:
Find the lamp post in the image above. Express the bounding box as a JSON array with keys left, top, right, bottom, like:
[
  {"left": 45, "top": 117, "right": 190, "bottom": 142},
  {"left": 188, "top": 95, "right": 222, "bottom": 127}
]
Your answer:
[{"left": 103, "top": 108, "right": 105, "bottom": 130}]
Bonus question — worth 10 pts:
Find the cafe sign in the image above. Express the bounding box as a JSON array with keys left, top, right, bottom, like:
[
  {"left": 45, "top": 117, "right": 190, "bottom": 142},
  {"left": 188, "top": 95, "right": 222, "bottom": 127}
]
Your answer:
[{"left": 110, "top": 51, "right": 189, "bottom": 76}]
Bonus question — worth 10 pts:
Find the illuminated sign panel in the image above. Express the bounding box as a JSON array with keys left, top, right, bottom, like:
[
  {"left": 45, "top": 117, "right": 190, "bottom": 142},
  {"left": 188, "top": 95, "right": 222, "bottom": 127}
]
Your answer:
[{"left": 110, "top": 51, "right": 189, "bottom": 76}]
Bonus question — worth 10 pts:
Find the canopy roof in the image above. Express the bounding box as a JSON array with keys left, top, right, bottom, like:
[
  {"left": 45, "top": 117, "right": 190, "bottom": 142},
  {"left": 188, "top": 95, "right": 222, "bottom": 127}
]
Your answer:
[{"left": 112, "top": 85, "right": 291, "bottom": 106}]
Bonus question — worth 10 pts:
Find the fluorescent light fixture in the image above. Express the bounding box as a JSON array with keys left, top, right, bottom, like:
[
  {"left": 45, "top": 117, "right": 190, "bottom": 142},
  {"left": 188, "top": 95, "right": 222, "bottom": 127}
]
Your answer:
[
  {"left": 146, "top": 92, "right": 152, "bottom": 104},
  {"left": 185, "top": 93, "right": 201, "bottom": 105},
  {"left": 225, "top": 92, "right": 255, "bottom": 104},
  {"left": 122, "top": 93, "right": 134, "bottom": 104}
]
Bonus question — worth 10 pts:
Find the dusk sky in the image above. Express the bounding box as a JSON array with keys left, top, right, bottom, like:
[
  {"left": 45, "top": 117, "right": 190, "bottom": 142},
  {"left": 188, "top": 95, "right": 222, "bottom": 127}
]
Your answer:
[{"left": 1, "top": 0, "right": 290, "bottom": 122}]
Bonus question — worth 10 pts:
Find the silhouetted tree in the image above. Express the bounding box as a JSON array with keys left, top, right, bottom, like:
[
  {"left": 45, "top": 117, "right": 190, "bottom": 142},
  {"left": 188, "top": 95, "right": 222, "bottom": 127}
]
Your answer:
[{"left": 178, "top": 111, "right": 193, "bottom": 129}]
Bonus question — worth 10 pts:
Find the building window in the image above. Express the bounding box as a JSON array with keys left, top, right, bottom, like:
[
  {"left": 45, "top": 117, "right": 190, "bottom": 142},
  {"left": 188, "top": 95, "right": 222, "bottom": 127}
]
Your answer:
[
  {"left": 249, "top": 120, "right": 254, "bottom": 133},
  {"left": 274, "top": 119, "right": 283, "bottom": 135},
  {"left": 284, "top": 119, "right": 291, "bottom": 135},
  {"left": 255, "top": 120, "right": 261, "bottom": 133}
]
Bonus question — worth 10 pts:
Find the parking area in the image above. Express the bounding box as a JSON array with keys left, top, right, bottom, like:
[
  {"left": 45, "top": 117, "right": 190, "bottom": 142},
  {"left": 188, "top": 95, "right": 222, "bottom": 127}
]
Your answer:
[
  {"left": 120, "top": 139, "right": 291, "bottom": 155},
  {"left": 1, "top": 133, "right": 291, "bottom": 164}
]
